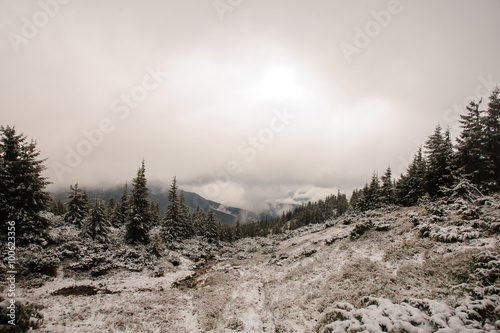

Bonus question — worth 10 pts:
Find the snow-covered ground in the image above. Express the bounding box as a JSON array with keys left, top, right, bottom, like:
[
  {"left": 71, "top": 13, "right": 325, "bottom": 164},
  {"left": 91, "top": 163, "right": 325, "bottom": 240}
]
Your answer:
[{"left": 10, "top": 197, "right": 500, "bottom": 332}]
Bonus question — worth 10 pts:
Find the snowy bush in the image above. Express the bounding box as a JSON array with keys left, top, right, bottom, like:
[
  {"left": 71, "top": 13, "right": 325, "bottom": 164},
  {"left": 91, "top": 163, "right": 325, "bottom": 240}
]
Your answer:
[
  {"left": 316, "top": 296, "right": 500, "bottom": 333},
  {"left": 56, "top": 239, "right": 155, "bottom": 274},
  {"left": 114, "top": 247, "right": 153, "bottom": 272},
  {"left": 147, "top": 226, "right": 165, "bottom": 256},
  {"left": 58, "top": 240, "right": 113, "bottom": 271},
  {"left": 418, "top": 223, "right": 479, "bottom": 242},
  {"left": 17, "top": 245, "right": 60, "bottom": 276},
  {"left": 350, "top": 220, "right": 373, "bottom": 240},
  {"left": 325, "top": 233, "right": 347, "bottom": 245},
  {"left": 302, "top": 248, "right": 317, "bottom": 257},
  {"left": 469, "top": 247, "right": 500, "bottom": 288}
]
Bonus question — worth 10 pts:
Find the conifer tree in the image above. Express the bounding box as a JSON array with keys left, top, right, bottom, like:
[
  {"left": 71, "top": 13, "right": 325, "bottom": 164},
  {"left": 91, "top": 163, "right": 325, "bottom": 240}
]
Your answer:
[
  {"left": 204, "top": 208, "right": 220, "bottom": 242},
  {"left": 455, "top": 99, "right": 493, "bottom": 190},
  {"left": 50, "top": 198, "right": 66, "bottom": 215},
  {"left": 81, "top": 189, "right": 90, "bottom": 211},
  {"left": 220, "top": 223, "right": 234, "bottom": 242},
  {"left": 64, "top": 183, "right": 89, "bottom": 227},
  {"left": 366, "top": 172, "right": 381, "bottom": 209},
  {"left": 162, "top": 178, "right": 194, "bottom": 241},
  {"left": 336, "top": 190, "right": 349, "bottom": 216},
  {"left": 0, "top": 126, "right": 51, "bottom": 242},
  {"left": 483, "top": 87, "right": 500, "bottom": 190},
  {"left": 396, "top": 147, "right": 427, "bottom": 206},
  {"left": 192, "top": 204, "right": 205, "bottom": 236},
  {"left": 82, "top": 198, "right": 111, "bottom": 243},
  {"left": 424, "top": 125, "right": 454, "bottom": 197},
  {"left": 125, "top": 160, "right": 151, "bottom": 244},
  {"left": 179, "top": 190, "right": 195, "bottom": 238},
  {"left": 112, "top": 183, "right": 129, "bottom": 227},
  {"left": 235, "top": 219, "right": 243, "bottom": 240},
  {"left": 150, "top": 200, "right": 162, "bottom": 227},
  {"left": 107, "top": 197, "right": 116, "bottom": 218},
  {"left": 163, "top": 176, "right": 181, "bottom": 241},
  {"left": 380, "top": 166, "right": 395, "bottom": 205}
]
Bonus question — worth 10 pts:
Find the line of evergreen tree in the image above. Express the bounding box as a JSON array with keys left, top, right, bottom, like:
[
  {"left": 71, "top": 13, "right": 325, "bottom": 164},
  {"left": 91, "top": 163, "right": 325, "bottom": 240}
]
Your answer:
[
  {"left": 351, "top": 87, "right": 500, "bottom": 211},
  {"left": 3, "top": 83, "right": 497, "bottom": 245},
  {"left": 240, "top": 191, "right": 349, "bottom": 238}
]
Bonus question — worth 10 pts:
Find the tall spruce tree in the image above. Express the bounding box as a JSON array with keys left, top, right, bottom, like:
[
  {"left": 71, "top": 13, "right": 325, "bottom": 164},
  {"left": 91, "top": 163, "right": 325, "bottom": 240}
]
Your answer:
[
  {"left": 380, "top": 166, "right": 395, "bottom": 205},
  {"left": 64, "top": 183, "right": 89, "bottom": 227},
  {"left": 366, "top": 172, "right": 381, "bottom": 209},
  {"left": 52, "top": 199, "right": 66, "bottom": 216},
  {"left": 204, "top": 208, "right": 220, "bottom": 242},
  {"left": 235, "top": 219, "right": 243, "bottom": 240},
  {"left": 192, "top": 204, "right": 205, "bottom": 236},
  {"left": 82, "top": 198, "right": 111, "bottom": 243},
  {"left": 336, "top": 190, "right": 349, "bottom": 216},
  {"left": 0, "top": 126, "right": 51, "bottom": 242},
  {"left": 483, "top": 87, "right": 500, "bottom": 190},
  {"left": 179, "top": 191, "right": 195, "bottom": 238},
  {"left": 395, "top": 147, "right": 427, "bottom": 206},
  {"left": 112, "top": 183, "right": 129, "bottom": 227},
  {"left": 150, "top": 200, "right": 162, "bottom": 227},
  {"left": 424, "top": 126, "right": 454, "bottom": 197},
  {"left": 125, "top": 160, "right": 151, "bottom": 244},
  {"left": 162, "top": 176, "right": 191, "bottom": 241},
  {"left": 455, "top": 100, "right": 489, "bottom": 189},
  {"left": 107, "top": 197, "right": 116, "bottom": 218}
]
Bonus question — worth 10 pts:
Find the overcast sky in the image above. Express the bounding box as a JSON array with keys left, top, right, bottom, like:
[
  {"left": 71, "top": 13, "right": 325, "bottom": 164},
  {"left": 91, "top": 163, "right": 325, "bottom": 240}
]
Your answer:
[{"left": 1, "top": 0, "right": 500, "bottom": 212}]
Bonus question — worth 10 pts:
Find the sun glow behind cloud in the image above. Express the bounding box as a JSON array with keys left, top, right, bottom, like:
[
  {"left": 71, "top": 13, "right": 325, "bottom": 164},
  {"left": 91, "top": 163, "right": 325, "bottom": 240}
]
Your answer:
[{"left": 243, "top": 64, "right": 309, "bottom": 104}]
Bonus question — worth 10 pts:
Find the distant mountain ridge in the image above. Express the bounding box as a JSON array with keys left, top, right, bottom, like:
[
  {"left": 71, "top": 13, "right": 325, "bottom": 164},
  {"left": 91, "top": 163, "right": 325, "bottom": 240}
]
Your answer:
[{"left": 51, "top": 184, "right": 276, "bottom": 225}]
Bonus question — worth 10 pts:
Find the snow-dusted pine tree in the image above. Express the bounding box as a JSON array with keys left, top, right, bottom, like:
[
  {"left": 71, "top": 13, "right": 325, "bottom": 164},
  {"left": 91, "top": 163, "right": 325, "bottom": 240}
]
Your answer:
[
  {"left": 483, "top": 87, "right": 500, "bottom": 190},
  {"left": 336, "top": 191, "right": 349, "bottom": 216},
  {"left": 162, "top": 177, "right": 193, "bottom": 241},
  {"left": 204, "top": 208, "right": 220, "bottom": 243},
  {"left": 395, "top": 147, "right": 427, "bottom": 206},
  {"left": 0, "top": 126, "right": 51, "bottom": 243},
  {"left": 424, "top": 125, "right": 454, "bottom": 197},
  {"left": 235, "top": 219, "right": 243, "bottom": 240},
  {"left": 366, "top": 172, "right": 381, "bottom": 209},
  {"left": 179, "top": 190, "right": 195, "bottom": 238},
  {"left": 380, "top": 166, "right": 395, "bottom": 205},
  {"left": 82, "top": 198, "right": 111, "bottom": 243},
  {"left": 64, "top": 183, "right": 89, "bottom": 227},
  {"left": 192, "top": 204, "right": 205, "bottom": 236},
  {"left": 111, "top": 183, "right": 129, "bottom": 228},
  {"left": 125, "top": 160, "right": 151, "bottom": 244},
  {"left": 150, "top": 200, "right": 162, "bottom": 227},
  {"left": 455, "top": 100, "right": 490, "bottom": 190}
]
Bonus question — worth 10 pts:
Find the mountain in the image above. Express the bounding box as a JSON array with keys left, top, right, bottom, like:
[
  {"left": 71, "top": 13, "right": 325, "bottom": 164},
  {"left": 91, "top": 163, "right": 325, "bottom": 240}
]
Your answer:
[{"left": 51, "top": 184, "right": 268, "bottom": 225}]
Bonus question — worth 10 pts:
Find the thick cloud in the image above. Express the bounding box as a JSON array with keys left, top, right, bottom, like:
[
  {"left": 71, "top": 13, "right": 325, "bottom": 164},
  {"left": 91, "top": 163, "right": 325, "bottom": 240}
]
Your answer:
[{"left": 1, "top": 0, "right": 499, "bottom": 211}]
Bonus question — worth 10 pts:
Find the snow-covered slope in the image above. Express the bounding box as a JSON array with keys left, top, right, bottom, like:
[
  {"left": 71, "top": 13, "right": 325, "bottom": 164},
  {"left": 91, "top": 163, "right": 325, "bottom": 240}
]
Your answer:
[{"left": 8, "top": 196, "right": 500, "bottom": 332}]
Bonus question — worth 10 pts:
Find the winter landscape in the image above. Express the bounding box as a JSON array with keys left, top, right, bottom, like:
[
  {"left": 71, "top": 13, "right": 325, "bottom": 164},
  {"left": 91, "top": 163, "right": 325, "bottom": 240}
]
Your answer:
[{"left": 2, "top": 1, "right": 500, "bottom": 332}]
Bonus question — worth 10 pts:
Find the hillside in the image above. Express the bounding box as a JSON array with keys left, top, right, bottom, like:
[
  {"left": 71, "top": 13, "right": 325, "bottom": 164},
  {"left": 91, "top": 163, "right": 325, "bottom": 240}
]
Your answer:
[
  {"left": 7, "top": 194, "right": 500, "bottom": 332},
  {"left": 51, "top": 185, "right": 275, "bottom": 225}
]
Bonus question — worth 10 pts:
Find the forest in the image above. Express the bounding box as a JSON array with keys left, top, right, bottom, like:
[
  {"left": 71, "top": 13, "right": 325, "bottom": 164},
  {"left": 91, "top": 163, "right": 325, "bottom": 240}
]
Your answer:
[{"left": 1, "top": 87, "right": 499, "bottom": 246}]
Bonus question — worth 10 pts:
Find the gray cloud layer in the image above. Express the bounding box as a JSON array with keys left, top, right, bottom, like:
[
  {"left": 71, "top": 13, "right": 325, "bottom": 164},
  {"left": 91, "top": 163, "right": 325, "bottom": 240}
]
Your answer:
[{"left": 1, "top": 0, "right": 500, "bottom": 211}]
